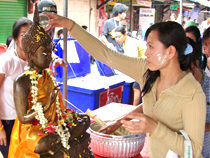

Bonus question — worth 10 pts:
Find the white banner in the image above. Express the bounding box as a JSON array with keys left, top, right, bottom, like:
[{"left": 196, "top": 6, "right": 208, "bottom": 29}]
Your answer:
[{"left": 139, "top": 8, "right": 155, "bottom": 40}]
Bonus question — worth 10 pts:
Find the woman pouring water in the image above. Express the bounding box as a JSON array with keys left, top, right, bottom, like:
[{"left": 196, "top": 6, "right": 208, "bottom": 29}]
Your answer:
[{"left": 44, "top": 13, "right": 206, "bottom": 158}]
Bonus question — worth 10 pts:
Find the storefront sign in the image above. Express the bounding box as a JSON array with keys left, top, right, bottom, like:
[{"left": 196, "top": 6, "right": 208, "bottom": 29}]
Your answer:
[
  {"left": 139, "top": 8, "right": 155, "bottom": 40},
  {"left": 108, "top": 0, "right": 151, "bottom": 7},
  {"left": 170, "top": 4, "right": 180, "bottom": 10},
  {"left": 200, "top": 0, "right": 210, "bottom": 7},
  {"left": 189, "top": 0, "right": 210, "bottom": 7},
  {"left": 138, "top": 1, "right": 152, "bottom": 7}
]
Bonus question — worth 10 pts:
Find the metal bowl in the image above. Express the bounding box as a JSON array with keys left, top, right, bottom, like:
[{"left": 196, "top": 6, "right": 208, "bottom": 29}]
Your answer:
[{"left": 89, "top": 122, "right": 145, "bottom": 158}]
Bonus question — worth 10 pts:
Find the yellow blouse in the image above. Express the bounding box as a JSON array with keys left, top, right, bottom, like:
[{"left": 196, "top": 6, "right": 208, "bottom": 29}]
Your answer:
[{"left": 123, "top": 36, "right": 146, "bottom": 58}]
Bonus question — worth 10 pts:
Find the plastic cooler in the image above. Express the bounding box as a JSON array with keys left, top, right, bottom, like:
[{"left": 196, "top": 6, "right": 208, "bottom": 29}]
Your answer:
[
  {"left": 123, "top": 81, "right": 134, "bottom": 104},
  {"left": 106, "top": 74, "right": 135, "bottom": 105},
  {"left": 53, "top": 37, "right": 91, "bottom": 82},
  {"left": 59, "top": 76, "right": 125, "bottom": 113},
  {"left": 95, "top": 59, "right": 116, "bottom": 76},
  {"left": 94, "top": 61, "right": 135, "bottom": 104}
]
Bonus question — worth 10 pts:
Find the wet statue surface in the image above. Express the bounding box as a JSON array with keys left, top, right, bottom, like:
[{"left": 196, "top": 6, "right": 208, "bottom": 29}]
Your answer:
[{"left": 8, "top": 3, "right": 94, "bottom": 158}]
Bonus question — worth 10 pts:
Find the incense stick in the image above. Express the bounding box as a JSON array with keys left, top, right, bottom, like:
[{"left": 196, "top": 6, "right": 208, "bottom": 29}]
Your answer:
[{"left": 64, "top": 99, "right": 85, "bottom": 113}]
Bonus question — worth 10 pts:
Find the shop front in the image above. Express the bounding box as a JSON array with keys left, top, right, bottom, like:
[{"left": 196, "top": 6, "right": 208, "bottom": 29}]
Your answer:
[{"left": 0, "top": 0, "right": 28, "bottom": 44}]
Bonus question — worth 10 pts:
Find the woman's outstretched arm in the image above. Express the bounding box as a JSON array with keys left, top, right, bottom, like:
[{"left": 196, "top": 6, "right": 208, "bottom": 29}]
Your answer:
[{"left": 45, "top": 13, "right": 148, "bottom": 84}]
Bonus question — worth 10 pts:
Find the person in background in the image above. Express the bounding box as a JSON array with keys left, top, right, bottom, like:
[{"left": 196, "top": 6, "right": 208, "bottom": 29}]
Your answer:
[
  {"left": 167, "top": 13, "right": 177, "bottom": 22},
  {"left": 188, "top": 16, "right": 193, "bottom": 21},
  {"left": 185, "top": 37, "right": 210, "bottom": 158},
  {"left": 57, "top": 29, "right": 63, "bottom": 38},
  {"left": 194, "top": 19, "right": 200, "bottom": 27},
  {"left": 46, "top": 13, "right": 206, "bottom": 157},
  {"left": 37, "top": 0, "right": 67, "bottom": 74},
  {"left": 202, "top": 27, "right": 210, "bottom": 77},
  {"left": 114, "top": 26, "right": 146, "bottom": 105},
  {"left": 121, "top": 19, "right": 128, "bottom": 33},
  {"left": 101, "top": 3, "right": 128, "bottom": 53},
  {"left": 0, "top": 17, "right": 32, "bottom": 158},
  {"left": 182, "top": 21, "right": 186, "bottom": 28},
  {"left": 182, "top": 17, "right": 187, "bottom": 27},
  {"left": 201, "top": 17, "right": 210, "bottom": 35},
  {"left": 185, "top": 25, "right": 206, "bottom": 70},
  {"left": 6, "top": 36, "right": 12, "bottom": 48},
  {"left": 115, "top": 26, "right": 146, "bottom": 57},
  {"left": 184, "top": 20, "right": 197, "bottom": 30},
  {"left": 185, "top": 26, "right": 201, "bottom": 44}
]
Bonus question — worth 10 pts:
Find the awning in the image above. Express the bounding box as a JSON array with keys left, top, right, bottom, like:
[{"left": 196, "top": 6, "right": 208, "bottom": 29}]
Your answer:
[
  {"left": 187, "top": 0, "right": 210, "bottom": 7},
  {"left": 107, "top": 0, "right": 152, "bottom": 7}
]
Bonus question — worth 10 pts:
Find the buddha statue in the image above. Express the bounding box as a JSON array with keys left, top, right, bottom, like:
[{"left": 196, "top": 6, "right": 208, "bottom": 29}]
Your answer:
[{"left": 8, "top": 3, "right": 94, "bottom": 158}]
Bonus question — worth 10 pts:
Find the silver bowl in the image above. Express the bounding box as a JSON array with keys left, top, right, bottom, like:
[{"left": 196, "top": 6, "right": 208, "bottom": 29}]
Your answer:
[{"left": 88, "top": 122, "right": 145, "bottom": 158}]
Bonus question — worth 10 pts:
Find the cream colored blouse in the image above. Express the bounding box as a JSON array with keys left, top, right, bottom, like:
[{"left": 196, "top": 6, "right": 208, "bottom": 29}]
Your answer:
[{"left": 70, "top": 23, "right": 206, "bottom": 158}]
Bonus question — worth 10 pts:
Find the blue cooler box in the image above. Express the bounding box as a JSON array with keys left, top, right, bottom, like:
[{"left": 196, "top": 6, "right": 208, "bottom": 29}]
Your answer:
[
  {"left": 53, "top": 37, "right": 91, "bottom": 82},
  {"left": 60, "top": 77, "right": 125, "bottom": 113},
  {"left": 122, "top": 81, "right": 134, "bottom": 104},
  {"left": 95, "top": 59, "right": 116, "bottom": 76},
  {"left": 107, "top": 74, "right": 135, "bottom": 105}
]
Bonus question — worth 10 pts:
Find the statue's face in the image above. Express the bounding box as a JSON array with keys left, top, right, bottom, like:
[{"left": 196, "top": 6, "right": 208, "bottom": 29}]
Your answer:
[{"left": 31, "top": 44, "right": 52, "bottom": 69}]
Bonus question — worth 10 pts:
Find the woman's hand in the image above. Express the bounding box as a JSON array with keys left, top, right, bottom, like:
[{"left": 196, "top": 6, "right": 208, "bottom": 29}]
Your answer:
[
  {"left": 43, "top": 13, "right": 74, "bottom": 31},
  {"left": 0, "top": 129, "right": 7, "bottom": 146},
  {"left": 98, "top": 120, "right": 122, "bottom": 134},
  {"left": 43, "top": 85, "right": 60, "bottom": 112},
  {"left": 121, "top": 112, "right": 158, "bottom": 134}
]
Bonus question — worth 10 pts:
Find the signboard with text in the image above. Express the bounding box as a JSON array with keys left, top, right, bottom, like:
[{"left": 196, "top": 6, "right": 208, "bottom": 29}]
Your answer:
[{"left": 139, "top": 8, "right": 155, "bottom": 40}]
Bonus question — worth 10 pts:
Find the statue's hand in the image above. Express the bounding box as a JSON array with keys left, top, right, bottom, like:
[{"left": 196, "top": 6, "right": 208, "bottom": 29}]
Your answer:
[
  {"left": 43, "top": 85, "right": 61, "bottom": 112},
  {"left": 52, "top": 57, "right": 68, "bottom": 75},
  {"left": 50, "top": 85, "right": 61, "bottom": 104}
]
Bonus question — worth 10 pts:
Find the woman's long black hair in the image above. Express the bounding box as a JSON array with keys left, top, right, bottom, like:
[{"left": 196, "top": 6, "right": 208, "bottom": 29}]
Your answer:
[
  {"left": 12, "top": 17, "right": 32, "bottom": 40},
  {"left": 186, "top": 37, "right": 203, "bottom": 71},
  {"left": 185, "top": 26, "right": 205, "bottom": 70},
  {"left": 142, "top": 21, "right": 191, "bottom": 96}
]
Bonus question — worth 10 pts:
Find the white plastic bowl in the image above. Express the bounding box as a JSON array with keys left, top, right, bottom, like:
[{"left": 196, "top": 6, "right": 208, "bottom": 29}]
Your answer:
[{"left": 89, "top": 123, "right": 145, "bottom": 158}]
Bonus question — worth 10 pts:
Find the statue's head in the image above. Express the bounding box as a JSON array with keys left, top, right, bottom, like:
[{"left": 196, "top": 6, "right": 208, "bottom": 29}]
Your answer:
[{"left": 22, "top": 3, "right": 52, "bottom": 67}]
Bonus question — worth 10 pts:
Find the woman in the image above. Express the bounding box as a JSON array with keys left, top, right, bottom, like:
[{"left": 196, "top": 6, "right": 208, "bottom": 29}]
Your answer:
[
  {"left": 115, "top": 25, "right": 146, "bottom": 105},
  {"left": 185, "top": 25, "right": 206, "bottom": 71},
  {"left": 202, "top": 27, "right": 210, "bottom": 77},
  {"left": 185, "top": 37, "right": 210, "bottom": 158},
  {"left": 46, "top": 13, "right": 206, "bottom": 157},
  {"left": 185, "top": 26, "right": 201, "bottom": 44},
  {"left": 114, "top": 25, "right": 146, "bottom": 58},
  {"left": 8, "top": 5, "right": 92, "bottom": 158},
  {"left": 0, "top": 17, "right": 32, "bottom": 158}
]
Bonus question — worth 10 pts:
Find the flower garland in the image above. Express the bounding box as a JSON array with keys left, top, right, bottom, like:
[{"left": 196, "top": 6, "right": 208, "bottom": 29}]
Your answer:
[{"left": 24, "top": 66, "right": 79, "bottom": 150}]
